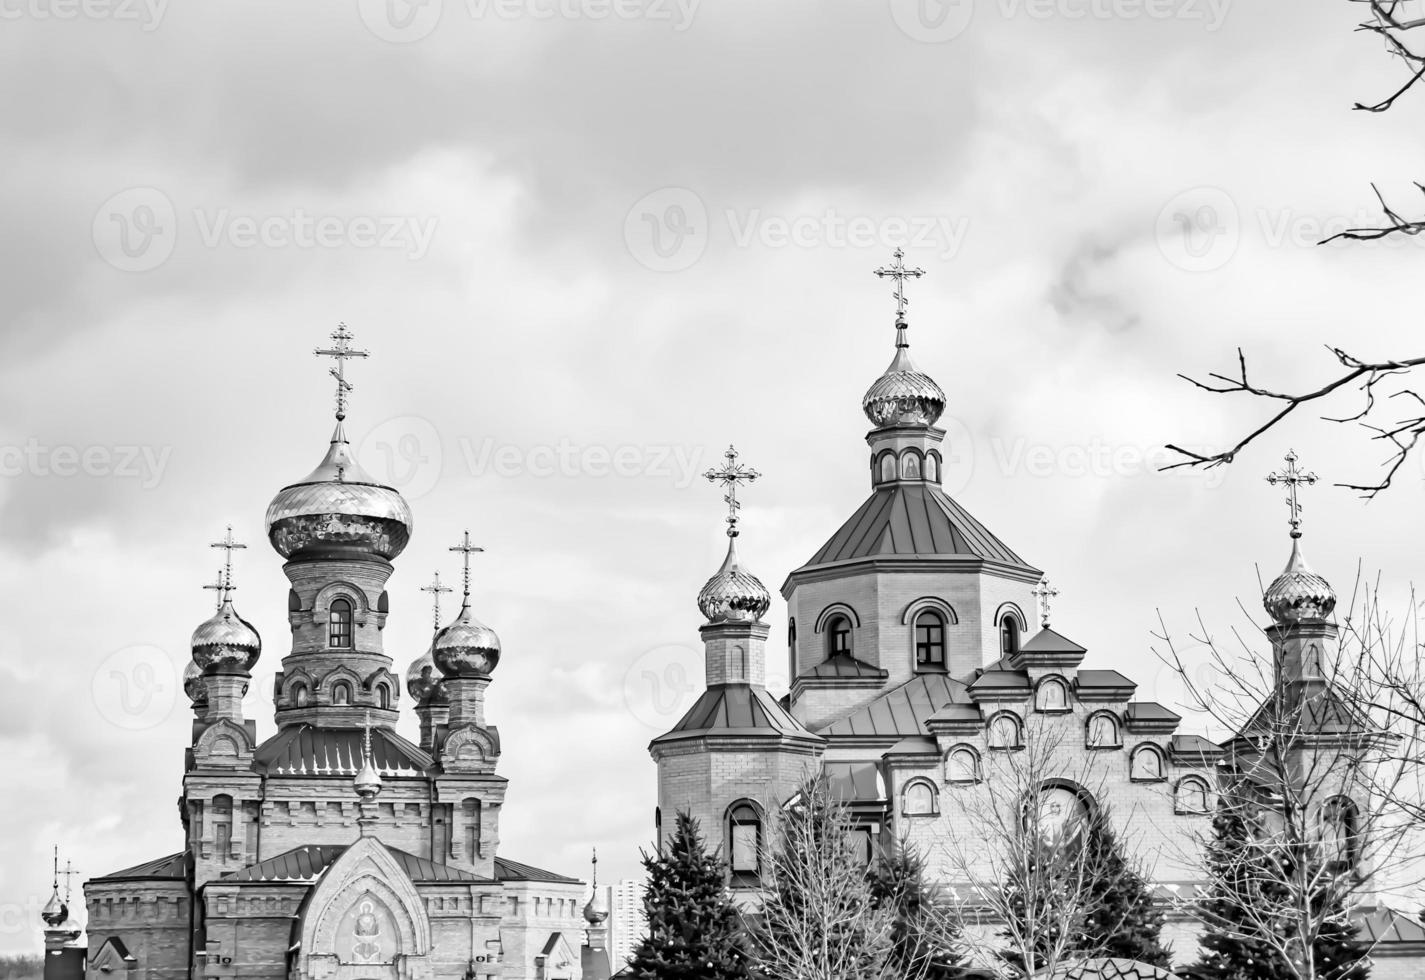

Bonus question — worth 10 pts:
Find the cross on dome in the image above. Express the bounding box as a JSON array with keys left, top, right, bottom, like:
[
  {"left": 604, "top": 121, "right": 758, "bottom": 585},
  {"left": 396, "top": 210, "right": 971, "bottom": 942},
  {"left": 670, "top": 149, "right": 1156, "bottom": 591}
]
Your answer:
[
  {"left": 1032, "top": 578, "right": 1060, "bottom": 630},
  {"left": 449, "top": 530, "right": 485, "bottom": 605},
  {"left": 202, "top": 568, "right": 228, "bottom": 611},
  {"left": 703, "top": 445, "right": 760, "bottom": 538},
  {"left": 873, "top": 247, "right": 926, "bottom": 321},
  {"left": 421, "top": 571, "right": 453, "bottom": 631},
  {"left": 210, "top": 525, "right": 246, "bottom": 600},
  {"left": 314, "top": 323, "right": 370, "bottom": 422},
  {"left": 1266, "top": 449, "right": 1318, "bottom": 540}
]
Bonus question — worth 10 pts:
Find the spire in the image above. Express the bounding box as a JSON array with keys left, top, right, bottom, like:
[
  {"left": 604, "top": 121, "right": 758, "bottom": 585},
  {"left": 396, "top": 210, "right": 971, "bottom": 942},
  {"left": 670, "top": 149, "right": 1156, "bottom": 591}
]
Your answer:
[
  {"left": 314, "top": 322, "right": 370, "bottom": 423},
  {"left": 1032, "top": 578, "right": 1059, "bottom": 630},
  {"left": 697, "top": 445, "right": 771, "bottom": 624},
  {"left": 863, "top": 249, "right": 945, "bottom": 429},
  {"left": 583, "top": 846, "right": 610, "bottom": 925},
  {"left": 41, "top": 847, "right": 67, "bottom": 927},
  {"left": 1263, "top": 450, "right": 1336, "bottom": 624}
]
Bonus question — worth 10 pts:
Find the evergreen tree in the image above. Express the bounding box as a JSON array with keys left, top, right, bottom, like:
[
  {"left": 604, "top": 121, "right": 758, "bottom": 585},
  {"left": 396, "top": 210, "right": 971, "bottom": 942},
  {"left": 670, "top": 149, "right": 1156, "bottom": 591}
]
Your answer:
[
  {"left": 1076, "top": 806, "right": 1171, "bottom": 967},
  {"left": 870, "top": 843, "right": 967, "bottom": 980},
  {"left": 1194, "top": 800, "right": 1294, "bottom": 980},
  {"left": 627, "top": 811, "right": 754, "bottom": 980}
]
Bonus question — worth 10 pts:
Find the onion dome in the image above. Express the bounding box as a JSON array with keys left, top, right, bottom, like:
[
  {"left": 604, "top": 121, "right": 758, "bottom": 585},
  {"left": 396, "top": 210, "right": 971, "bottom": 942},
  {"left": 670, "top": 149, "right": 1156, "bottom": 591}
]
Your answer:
[
  {"left": 583, "top": 848, "right": 609, "bottom": 925},
  {"left": 862, "top": 317, "right": 945, "bottom": 428},
  {"left": 432, "top": 604, "right": 501, "bottom": 678},
  {"left": 183, "top": 659, "right": 208, "bottom": 704},
  {"left": 192, "top": 597, "right": 261, "bottom": 674},
  {"left": 354, "top": 725, "right": 383, "bottom": 801},
  {"left": 1264, "top": 538, "right": 1337, "bottom": 625},
  {"left": 40, "top": 887, "right": 67, "bottom": 927},
  {"left": 698, "top": 537, "right": 771, "bottom": 624},
  {"left": 405, "top": 644, "right": 447, "bottom": 704},
  {"left": 266, "top": 422, "right": 413, "bottom": 562}
]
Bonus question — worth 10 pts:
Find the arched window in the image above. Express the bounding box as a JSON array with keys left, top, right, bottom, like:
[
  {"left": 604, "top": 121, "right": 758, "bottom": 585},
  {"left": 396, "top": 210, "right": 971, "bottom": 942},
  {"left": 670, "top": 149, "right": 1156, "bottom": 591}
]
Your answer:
[
  {"left": 879, "top": 453, "right": 896, "bottom": 484},
  {"left": 377, "top": 685, "right": 391, "bottom": 710},
  {"left": 1032, "top": 782, "right": 1093, "bottom": 847},
  {"left": 914, "top": 611, "right": 946, "bottom": 669},
  {"left": 462, "top": 798, "right": 482, "bottom": 858},
  {"left": 826, "top": 616, "right": 852, "bottom": 660},
  {"left": 1035, "top": 676, "right": 1070, "bottom": 712},
  {"left": 1175, "top": 776, "right": 1211, "bottom": 815},
  {"left": 1000, "top": 616, "right": 1021, "bottom": 657},
  {"left": 291, "top": 682, "right": 309, "bottom": 708},
  {"left": 987, "top": 712, "right": 1022, "bottom": 751},
  {"left": 331, "top": 682, "right": 352, "bottom": 706},
  {"left": 732, "top": 645, "right": 747, "bottom": 680},
  {"left": 727, "top": 801, "right": 762, "bottom": 883},
  {"left": 1130, "top": 744, "right": 1166, "bottom": 782},
  {"left": 654, "top": 806, "right": 663, "bottom": 855},
  {"left": 1085, "top": 712, "right": 1121, "bottom": 748},
  {"left": 901, "top": 451, "right": 922, "bottom": 480},
  {"left": 1320, "top": 796, "right": 1359, "bottom": 868},
  {"left": 946, "top": 745, "right": 981, "bottom": 783},
  {"left": 902, "top": 779, "right": 939, "bottom": 817},
  {"left": 329, "top": 598, "right": 353, "bottom": 649},
  {"left": 211, "top": 794, "right": 234, "bottom": 861},
  {"left": 924, "top": 453, "right": 939, "bottom": 483}
]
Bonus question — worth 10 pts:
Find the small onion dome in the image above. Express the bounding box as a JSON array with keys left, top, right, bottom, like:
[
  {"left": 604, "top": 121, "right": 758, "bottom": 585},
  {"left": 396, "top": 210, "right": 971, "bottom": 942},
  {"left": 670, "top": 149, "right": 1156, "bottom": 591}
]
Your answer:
[
  {"left": 1264, "top": 538, "right": 1337, "bottom": 625},
  {"left": 265, "top": 422, "right": 413, "bottom": 562},
  {"left": 697, "top": 537, "right": 771, "bottom": 624},
  {"left": 583, "top": 888, "right": 609, "bottom": 925},
  {"left": 191, "top": 598, "right": 262, "bottom": 674},
  {"left": 432, "top": 604, "right": 502, "bottom": 678},
  {"left": 354, "top": 756, "right": 383, "bottom": 801},
  {"left": 183, "top": 659, "right": 208, "bottom": 704},
  {"left": 40, "top": 887, "right": 67, "bottom": 927},
  {"left": 405, "top": 644, "right": 446, "bottom": 704},
  {"left": 862, "top": 319, "right": 945, "bottom": 428}
]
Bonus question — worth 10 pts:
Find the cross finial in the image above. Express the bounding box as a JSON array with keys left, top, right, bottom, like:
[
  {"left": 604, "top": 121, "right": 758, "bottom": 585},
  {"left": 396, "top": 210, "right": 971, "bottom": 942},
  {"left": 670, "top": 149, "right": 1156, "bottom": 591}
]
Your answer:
[
  {"left": 314, "top": 323, "right": 370, "bottom": 422},
  {"left": 59, "top": 857, "right": 79, "bottom": 904},
  {"left": 591, "top": 846, "right": 599, "bottom": 887},
  {"left": 449, "top": 530, "right": 485, "bottom": 606},
  {"left": 202, "top": 567, "right": 229, "bottom": 611},
  {"left": 1266, "top": 449, "right": 1319, "bottom": 540},
  {"left": 1032, "top": 578, "right": 1060, "bottom": 630},
  {"left": 703, "top": 445, "right": 761, "bottom": 538},
  {"left": 210, "top": 525, "right": 246, "bottom": 601},
  {"left": 873, "top": 247, "right": 926, "bottom": 322},
  {"left": 421, "top": 571, "right": 453, "bottom": 631}
]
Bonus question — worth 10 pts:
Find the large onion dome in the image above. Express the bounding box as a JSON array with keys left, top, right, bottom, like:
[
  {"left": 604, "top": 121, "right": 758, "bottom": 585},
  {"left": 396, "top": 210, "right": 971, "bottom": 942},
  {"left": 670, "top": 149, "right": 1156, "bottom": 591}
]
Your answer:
[
  {"left": 40, "top": 887, "right": 67, "bottom": 927},
  {"left": 192, "top": 597, "right": 261, "bottom": 674},
  {"left": 583, "top": 887, "right": 609, "bottom": 925},
  {"left": 1264, "top": 538, "right": 1337, "bottom": 625},
  {"left": 183, "top": 659, "right": 207, "bottom": 704},
  {"left": 405, "top": 644, "right": 447, "bottom": 704},
  {"left": 433, "top": 604, "right": 501, "bottom": 678},
  {"left": 697, "top": 537, "right": 771, "bottom": 624},
  {"left": 266, "top": 422, "right": 413, "bottom": 562},
  {"left": 862, "top": 318, "right": 945, "bottom": 428}
]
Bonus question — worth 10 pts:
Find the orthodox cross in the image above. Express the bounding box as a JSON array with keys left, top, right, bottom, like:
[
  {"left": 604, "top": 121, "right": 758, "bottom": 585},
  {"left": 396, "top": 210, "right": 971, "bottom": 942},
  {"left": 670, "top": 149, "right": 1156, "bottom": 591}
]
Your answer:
[
  {"left": 421, "top": 571, "right": 452, "bottom": 631},
  {"left": 873, "top": 247, "right": 926, "bottom": 318},
  {"left": 703, "top": 445, "right": 760, "bottom": 538},
  {"left": 1266, "top": 449, "right": 1318, "bottom": 540},
  {"left": 210, "top": 525, "right": 246, "bottom": 599},
  {"left": 449, "top": 530, "right": 485, "bottom": 604},
  {"left": 590, "top": 846, "right": 599, "bottom": 888},
  {"left": 59, "top": 857, "right": 79, "bottom": 903},
  {"left": 1032, "top": 578, "right": 1060, "bottom": 630},
  {"left": 314, "top": 323, "right": 370, "bottom": 421},
  {"left": 202, "top": 568, "right": 228, "bottom": 611}
]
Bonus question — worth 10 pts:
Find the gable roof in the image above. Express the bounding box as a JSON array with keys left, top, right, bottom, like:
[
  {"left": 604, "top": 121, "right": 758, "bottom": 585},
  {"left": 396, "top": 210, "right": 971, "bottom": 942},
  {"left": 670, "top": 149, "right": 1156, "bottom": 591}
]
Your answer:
[
  {"left": 1018, "top": 627, "right": 1086, "bottom": 656},
  {"left": 494, "top": 857, "right": 582, "bottom": 884},
  {"left": 224, "top": 843, "right": 489, "bottom": 884},
  {"left": 793, "top": 484, "right": 1037, "bottom": 574},
  {"left": 819, "top": 672, "right": 970, "bottom": 739},
  {"left": 652, "top": 684, "right": 822, "bottom": 746},
  {"left": 825, "top": 761, "right": 884, "bottom": 802},
  {"left": 1076, "top": 669, "right": 1135, "bottom": 689},
  {"left": 255, "top": 725, "right": 434, "bottom": 778},
  {"left": 91, "top": 852, "right": 187, "bottom": 883},
  {"left": 798, "top": 653, "right": 888, "bottom": 681}
]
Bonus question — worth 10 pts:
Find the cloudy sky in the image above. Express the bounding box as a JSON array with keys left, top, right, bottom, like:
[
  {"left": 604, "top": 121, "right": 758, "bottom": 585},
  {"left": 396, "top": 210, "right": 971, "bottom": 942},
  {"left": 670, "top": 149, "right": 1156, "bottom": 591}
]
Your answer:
[{"left": 2, "top": 0, "right": 1425, "bottom": 953}]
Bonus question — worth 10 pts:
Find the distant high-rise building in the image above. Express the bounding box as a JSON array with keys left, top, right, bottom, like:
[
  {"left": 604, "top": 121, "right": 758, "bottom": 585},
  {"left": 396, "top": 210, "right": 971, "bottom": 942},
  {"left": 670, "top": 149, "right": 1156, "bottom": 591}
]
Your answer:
[{"left": 608, "top": 876, "right": 647, "bottom": 971}]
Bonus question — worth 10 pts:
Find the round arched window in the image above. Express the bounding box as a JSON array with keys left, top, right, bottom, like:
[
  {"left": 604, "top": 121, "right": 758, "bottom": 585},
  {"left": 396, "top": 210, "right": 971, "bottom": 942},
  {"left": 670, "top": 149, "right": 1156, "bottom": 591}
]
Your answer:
[
  {"left": 1000, "top": 616, "right": 1021, "bottom": 657},
  {"left": 329, "top": 598, "right": 353, "bottom": 649},
  {"left": 914, "top": 611, "right": 946, "bottom": 669},
  {"left": 826, "top": 616, "right": 852, "bottom": 659}
]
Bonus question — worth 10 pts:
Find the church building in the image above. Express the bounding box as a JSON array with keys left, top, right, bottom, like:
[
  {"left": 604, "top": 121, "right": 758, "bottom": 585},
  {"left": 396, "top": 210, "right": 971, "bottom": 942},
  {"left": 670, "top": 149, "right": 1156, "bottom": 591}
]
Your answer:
[{"left": 70, "top": 327, "right": 606, "bottom": 980}]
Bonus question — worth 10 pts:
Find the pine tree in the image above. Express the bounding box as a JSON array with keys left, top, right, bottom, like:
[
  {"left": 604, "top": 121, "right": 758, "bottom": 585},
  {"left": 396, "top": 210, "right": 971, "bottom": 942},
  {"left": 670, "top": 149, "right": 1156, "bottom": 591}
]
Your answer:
[
  {"left": 1075, "top": 806, "right": 1171, "bottom": 967},
  {"left": 870, "top": 843, "right": 967, "bottom": 980},
  {"left": 1194, "top": 801, "right": 1294, "bottom": 980},
  {"left": 627, "top": 811, "right": 754, "bottom": 980}
]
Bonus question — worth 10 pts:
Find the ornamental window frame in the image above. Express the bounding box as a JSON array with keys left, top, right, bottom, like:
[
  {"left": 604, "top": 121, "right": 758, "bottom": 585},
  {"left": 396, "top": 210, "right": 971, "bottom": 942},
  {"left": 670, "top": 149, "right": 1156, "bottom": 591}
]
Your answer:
[{"left": 1129, "top": 743, "right": 1167, "bottom": 782}]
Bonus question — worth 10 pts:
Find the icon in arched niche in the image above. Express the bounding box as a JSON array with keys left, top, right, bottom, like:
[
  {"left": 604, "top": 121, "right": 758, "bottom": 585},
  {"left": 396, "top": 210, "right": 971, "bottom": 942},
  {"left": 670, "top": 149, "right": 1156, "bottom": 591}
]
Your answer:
[
  {"left": 353, "top": 900, "right": 382, "bottom": 962},
  {"left": 336, "top": 894, "right": 397, "bottom": 965}
]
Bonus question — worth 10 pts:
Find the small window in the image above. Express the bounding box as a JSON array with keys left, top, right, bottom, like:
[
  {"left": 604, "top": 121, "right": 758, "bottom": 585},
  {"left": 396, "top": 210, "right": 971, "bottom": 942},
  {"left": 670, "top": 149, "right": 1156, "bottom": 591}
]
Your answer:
[
  {"left": 291, "top": 683, "right": 309, "bottom": 708},
  {"left": 1000, "top": 616, "right": 1021, "bottom": 657},
  {"left": 827, "top": 616, "right": 852, "bottom": 659},
  {"left": 946, "top": 746, "right": 981, "bottom": 783},
  {"left": 1130, "top": 744, "right": 1166, "bottom": 782},
  {"left": 914, "top": 611, "right": 946, "bottom": 669},
  {"left": 655, "top": 807, "right": 663, "bottom": 855},
  {"left": 1320, "top": 796, "right": 1359, "bottom": 867},
  {"left": 903, "top": 780, "right": 938, "bottom": 816},
  {"left": 329, "top": 598, "right": 353, "bottom": 648},
  {"left": 988, "top": 713, "right": 1022, "bottom": 750},
  {"left": 728, "top": 802, "right": 762, "bottom": 881},
  {"left": 879, "top": 454, "right": 896, "bottom": 484},
  {"left": 1035, "top": 677, "right": 1069, "bottom": 713},
  {"left": 377, "top": 685, "right": 391, "bottom": 710},
  {"left": 332, "top": 682, "right": 352, "bottom": 706},
  {"left": 924, "top": 454, "right": 939, "bottom": 483},
  {"left": 1176, "top": 777, "right": 1211, "bottom": 815},
  {"left": 1086, "top": 712, "right": 1121, "bottom": 748},
  {"left": 851, "top": 827, "right": 875, "bottom": 867}
]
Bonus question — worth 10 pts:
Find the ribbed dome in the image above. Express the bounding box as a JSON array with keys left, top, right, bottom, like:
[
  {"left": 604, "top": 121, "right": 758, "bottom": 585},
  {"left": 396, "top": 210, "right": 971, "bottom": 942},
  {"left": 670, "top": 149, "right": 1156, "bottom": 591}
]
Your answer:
[
  {"left": 183, "top": 659, "right": 207, "bottom": 703},
  {"left": 698, "top": 537, "right": 771, "bottom": 623},
  {"left": 1264, "top": 539, "right": 1337, "bottom": 624},
  {"left": 405, "top": 644, "right": 446, "bottom": 703},
  {"left": 433, "top": 604, "right": 501, "bottom": 678},
  {"left": 266, "top": 422, "right": 413, "bottom": 561},
  {"left": 862, "top": 332, "right": 945, "bottom": 428},
  {"left": 192, "top": 598, "right": 261, "bottom": 674}
]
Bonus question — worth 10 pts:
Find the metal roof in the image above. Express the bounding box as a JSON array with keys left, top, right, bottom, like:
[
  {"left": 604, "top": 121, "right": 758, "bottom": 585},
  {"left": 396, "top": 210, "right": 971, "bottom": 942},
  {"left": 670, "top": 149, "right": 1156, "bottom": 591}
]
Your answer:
[
  {"left": 1358, "top": 905, "right": 1425, "bottom": 946},
  {"left": 255, "top": 725, "right": 434, "bottom": 777},
  {"left": 91, "top": 852, "right": 187, "bottom": 883},
  {"left": 798, "top": 653, "right": 888, "bottom": 681},
  {"left": 825, "top": 761, "right": 884, "bottom": 802},
  {"left": 968, "top": 670, "right": 1030, "bottom": 691},
  {"left": 1077, "top": 669, "right": 1136, "bottom": 689},
  {"left": 494, "top": 857, "right": 582, "bottom": 884},
  {"left": 652, "top": 684, "right": 822, "bottom": 745},
  {"left": 796, "top": 484, "right": 1035, "bottom": 571},
  {"left": 223, "top": 844, "right": 490, "bottom": 884},
  {"left": 819, "top": 672, "right": 970, "bottom": 739},
  {"left": 1018, "top": 627, "right": 1086, "bottom": 655},
  {"left": 1124, "top": 702, "right": 1182, "bottom": 723}
]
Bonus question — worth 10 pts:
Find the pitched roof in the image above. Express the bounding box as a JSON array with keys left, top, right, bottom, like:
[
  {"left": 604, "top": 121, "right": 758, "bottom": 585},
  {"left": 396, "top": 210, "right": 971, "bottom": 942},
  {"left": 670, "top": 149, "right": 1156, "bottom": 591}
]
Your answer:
[
  {"left": 1357, "top": 905, "right": 1425, "bottom": 946},
  {"left": 825, "top": 761, "right": 884, "bottom": 802},
  {"left": 886, "top": 735, "right": 940, "bottom": 755},
  {"left": 1235, "top": 684, "right": 1373, "bottom": 740},
  {"left": 819, "top": 672, "right": 970, "bottom": 739},
  {"left": 968, "top": 670, "right": 1030, "bottom": 692},
  {"left": 255, "top": 725, "right": 433, "bottom": 777},
  {"left": 652, "top": 684, "right": 822, "bottom": 745},
  {"left": 1124, "top": 702, "right": 1181, "bottom": 723},
  {"left": 795, "top": 484, "right": 1036, "bottom": 572},
  {"left": 798, "top": 653, "right": 888, "bottom": 681},
  {"left": 91, "top": 852, "right": 187, "bottom": 882},
  {"left": 223, "top": 844, "right": 489, "bottom": 884},
  {"left": 1077, "top": 669, "right": 1135, "bottom": 689},
  {"left": 1018, "top": 627, "right": 1086, "bottom": 655},
  {"left": 494, "top": 857, "right": 582, "bottom": 884}
]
